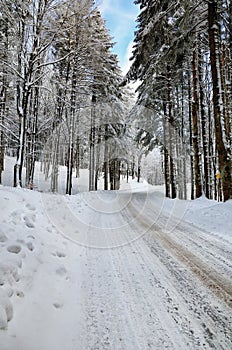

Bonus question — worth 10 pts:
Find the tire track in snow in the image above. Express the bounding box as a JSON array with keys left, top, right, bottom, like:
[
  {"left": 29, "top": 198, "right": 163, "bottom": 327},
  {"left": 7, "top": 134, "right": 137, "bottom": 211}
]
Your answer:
[
  {"left": 124, "top": 198, "right": 232, "bottom": 348},
  {"left": 108, "top": 243, "right": 189, "bottom": 349},
  {"left": 125, "top": 197, "right": 232, "bottom": 308}
]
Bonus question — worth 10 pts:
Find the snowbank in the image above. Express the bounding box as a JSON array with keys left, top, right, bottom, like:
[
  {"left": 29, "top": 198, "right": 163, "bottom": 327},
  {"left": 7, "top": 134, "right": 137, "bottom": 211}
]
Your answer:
[{"left": 183, "top": 195, "right": 232, "bottom": 243}]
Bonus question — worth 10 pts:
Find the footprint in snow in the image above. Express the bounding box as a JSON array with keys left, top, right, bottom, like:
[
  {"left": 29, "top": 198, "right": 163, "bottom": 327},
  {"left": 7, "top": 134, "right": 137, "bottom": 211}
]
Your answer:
[
  {"left": 25, "top": 203, "right": 36, "bottom": 211},
  {"left": 16, "top": 239, "right": 34, "bottom": 252},
  {"left": 7, "top": 245, "right": 22, "bottom": 254},
  {"left": 53, "top": 251, "right": 66, "bottom": 258},
  {"left": 56, "top": 266, "right": 67, "bottom": 276},
  {"left": 0, "top": 233, "right": 8, "bottom": 243},
  {"left": 16, "top": 290, "right": 24, "bottom": 298},
  {"left": 27, "top": 235, "right": 35, "bottom": 240},
  {"left": 53, "top": 301, "right": 63, "bottom": 309},
  {"left": 2, "top": 286, "right": 13, "bottom": 298},
  {"left": 26, "top": 242, "right": 34, "bottom": 251},
  {"left": 0, "top": 304, "right": 10, "bottom": 329},
  {"left": 10, "top": 210, "right": 21, "bottom": 225},
  {"left": 23, "top": 215, "right": 35, "bottom": 228}
]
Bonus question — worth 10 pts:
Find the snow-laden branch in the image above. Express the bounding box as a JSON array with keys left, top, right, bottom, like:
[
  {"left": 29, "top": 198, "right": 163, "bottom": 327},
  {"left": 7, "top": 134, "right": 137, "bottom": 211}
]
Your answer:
[
  {"left": 37, "top": 51, "right": 74, "bottom": 69},
  {"left": 1, "top": 61, "right": 24, "bottom": 81},
  {"left": 0, "top": 123, "right": 19, "bottom": 142}
]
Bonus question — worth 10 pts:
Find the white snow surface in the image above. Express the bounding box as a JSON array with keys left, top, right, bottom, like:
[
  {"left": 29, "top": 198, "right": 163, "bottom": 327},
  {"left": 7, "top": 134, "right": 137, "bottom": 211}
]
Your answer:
[{"left": 0, "top": 158, "right": 232, "bottom": 349}]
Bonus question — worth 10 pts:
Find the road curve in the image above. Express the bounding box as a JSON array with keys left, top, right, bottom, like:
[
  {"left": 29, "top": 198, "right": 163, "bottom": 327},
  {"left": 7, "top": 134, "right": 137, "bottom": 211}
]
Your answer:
[{"left": 42, "top": 190, "right": 232, "bottom": 349}]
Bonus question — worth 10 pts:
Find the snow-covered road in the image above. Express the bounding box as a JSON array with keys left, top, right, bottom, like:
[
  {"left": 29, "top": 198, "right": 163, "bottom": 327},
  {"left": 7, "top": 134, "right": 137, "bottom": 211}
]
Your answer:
[
  {"left": 41, "top": 189, "right": 232, "bottom": 349},
  {"left": 0, "top": 186, "right": 232, "bottom": 349}
]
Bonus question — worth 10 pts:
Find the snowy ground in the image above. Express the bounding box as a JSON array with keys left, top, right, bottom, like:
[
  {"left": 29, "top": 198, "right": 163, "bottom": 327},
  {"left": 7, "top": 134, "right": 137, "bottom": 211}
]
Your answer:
[{"left": 0, "top": 158, "right": 232, "bottom": 349}]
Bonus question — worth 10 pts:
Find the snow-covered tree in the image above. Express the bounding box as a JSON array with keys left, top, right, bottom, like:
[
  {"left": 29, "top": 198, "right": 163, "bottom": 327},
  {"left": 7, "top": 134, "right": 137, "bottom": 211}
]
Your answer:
[{"left": 126, "top": 0, "right": 231, "bottom": 201}]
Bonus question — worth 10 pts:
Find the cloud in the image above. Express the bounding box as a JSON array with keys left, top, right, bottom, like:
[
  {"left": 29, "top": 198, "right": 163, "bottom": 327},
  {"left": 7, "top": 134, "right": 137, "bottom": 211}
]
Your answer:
[
  {"left": 97, "top": 0, "right": 111, "bottom": 15},
  {"left": 98, "top": 0, "right": 138, "bottom": 18},
  {"left": 97, "top": 0, "right": 139, "bottom": 83}
]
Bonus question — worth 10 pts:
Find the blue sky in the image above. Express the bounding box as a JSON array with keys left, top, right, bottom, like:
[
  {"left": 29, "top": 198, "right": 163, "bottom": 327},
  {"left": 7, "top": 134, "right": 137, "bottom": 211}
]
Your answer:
[{"left": 98, "top": 0, "right": 139, "bottom": 75}]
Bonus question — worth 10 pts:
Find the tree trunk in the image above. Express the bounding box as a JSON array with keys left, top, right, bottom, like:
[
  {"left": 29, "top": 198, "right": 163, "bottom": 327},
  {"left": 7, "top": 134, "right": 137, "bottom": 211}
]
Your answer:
[
  {"left": 131, "top": 157, "right": 135, "bottom": 180},
  {"left": 0, "top": 16, "right": 9, "bottom": 184},
  {"left": 0, "top": 83, "right": 6, "bottom": 185},
  {"left": 162, "top": 102, "right": 170, "bottom": 198},
  {"left": 181, "top": 79, "right": 187, "bottom": 200},
  {"left": 137, "top": 154, "right": 142, "bottom": 183},
  {"left": 167, "top": 71, "right": 176, "bottom": 199},
  {"left": 27, "top": 85, "right": 39, "bottom": 189},
  {"left": 51, "top": 131, "right": 60, "bottom": 193},
  {"left": 198, "top": 46, "right": 210, "bottom": 198},
  {"left": 89, "top": 95, "right": 96, "bottom": 191},
  {"left": 208, "top": 0, "right": 231, "bottom": 201},
  {"left": 188, "top": 68, "right": 195, "bottom": 200},
  {"left": 109, "top": 159, "right": 114, "bottom": 190},
  {"left": 66, "top": 143, "right": 73, "bottom": 195},
  {"left": 75, "top": 137, "right": 80, "bottom": 178},
  {"left": 103, "top": 125, "right": 109, "bottom": 190},
  {"left": 192, "top": 45, "right": 202, "bottom": 198},
  {"left": 94, "top": 126, "right": 102, "bottom": 191},
  {"left": 115, "top": 159, "right": 121, "bottom": 190},
  {"left": 221, "top": 43, "right": 231, "bottom": 160},
  {"left": 66, "top": 61, "right": 78, "bottom": 195},
  {"left": 14, "top": 85, "right": 28, "bottom": 188}
]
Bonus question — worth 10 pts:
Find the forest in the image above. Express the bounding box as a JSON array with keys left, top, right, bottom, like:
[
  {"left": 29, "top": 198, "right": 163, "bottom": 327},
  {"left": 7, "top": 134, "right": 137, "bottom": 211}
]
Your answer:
[{"left": 0, "top": 0, "right": 231, "bottom": 201}]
